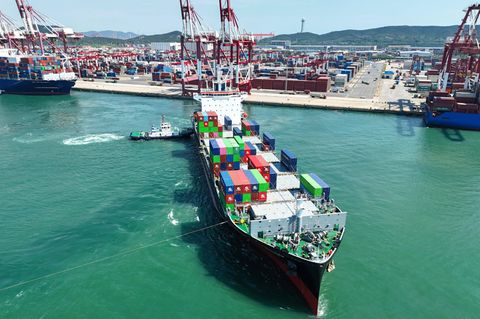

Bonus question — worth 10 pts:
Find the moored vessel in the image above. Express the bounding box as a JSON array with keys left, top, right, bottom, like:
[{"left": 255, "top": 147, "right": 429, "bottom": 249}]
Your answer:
[
  {"left": 0, "top": 48, "right": 76, "bottom": 95},
  {"left": 425, "top": 91, "right": 480, "bottom": 131}
]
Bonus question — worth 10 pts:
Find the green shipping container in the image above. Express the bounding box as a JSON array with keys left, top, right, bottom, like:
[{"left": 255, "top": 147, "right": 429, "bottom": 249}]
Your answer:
[
  {"left": 243, "top": 193, "right": 251, "bottom": 202},
  {"left": 230, "top": 139, "right": 239, "bottom": 154},
  {"left": 212, "top": 155, "right": 221, "bottom": 163},
  {"left": 233, "top": 154, "right": 240, "bottom": 162},
  {"left": 300, "top": 174, "right": 323, "bottom": 197},
  {"left": 251, "top": 169, "right": 269, "bottom": 192},
  {"left": 234, "top": 136, "right": 244, "bottom": 149}
]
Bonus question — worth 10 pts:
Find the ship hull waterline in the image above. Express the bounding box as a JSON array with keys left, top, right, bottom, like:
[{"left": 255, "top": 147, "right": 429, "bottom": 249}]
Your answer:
[
  {"left": 424, "top": 109, "right": 480, "bottom": 131},
  {"left": 0, "top": 79, "right": 76, "bottom": 95},
  {"left": 194, "top": 130, "right": 340, "bottom": 316}
]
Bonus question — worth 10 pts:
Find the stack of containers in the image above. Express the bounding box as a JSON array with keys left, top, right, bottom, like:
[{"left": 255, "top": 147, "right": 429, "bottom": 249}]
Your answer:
[
  {"left": 219, "top": 170, "right": 268, "bottom": 209},
  {"left": 0, "top": 58, "right": 8, "bottom": 79},
  {"left": 242, "top": 141, "right": 257, "bottom": 162},
  {"left": 247, "top": 155, "right": 270, "bottom": 183},
  {"left": 281, "top": 149, "right": 297, "bottom": 172},
  {"left": 241, "top": 120, "right": 260, "bottom": 136},
  {"left": 7, "top": 63, "right": 19, "bottom": 79},
  {"left": 19, "top": 58, "right": 32, "bottom": 79},
  {"left": 262, "top": 132, "right": 276, "bottom": 151},
  {"left": 194, "top": 111, "right": 224, "bottom": 139},
  {"left": 219, "top": 172, "right": 236, "bottom": 213},
  {"left": 224, "top": 116, "right": 233, "bottom": 131},
  {"left": 209, "top": 138, "right": 243, "bottom": 176},
  {"left": 300, "top": 173, "right": 330, "bottom": 200}
]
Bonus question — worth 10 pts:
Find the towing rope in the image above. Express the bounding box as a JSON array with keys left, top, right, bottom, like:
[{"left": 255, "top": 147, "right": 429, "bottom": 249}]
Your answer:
[{"left": 0, "top": 221, "right": 228, "bottom": 292}]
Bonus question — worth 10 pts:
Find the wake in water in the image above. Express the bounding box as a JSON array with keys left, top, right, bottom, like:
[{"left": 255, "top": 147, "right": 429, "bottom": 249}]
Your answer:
[
  {"left": 63, "top": 133, "right": 124, "bottom": 146},
  {"left": 167, "top": 210, "right": 179, "bottom": 226}
]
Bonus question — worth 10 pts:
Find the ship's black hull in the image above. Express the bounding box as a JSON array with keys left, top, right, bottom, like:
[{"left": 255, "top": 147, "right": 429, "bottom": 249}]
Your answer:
[
  {"left": 0, "top": 79, "right": 75, "bottom": 95},
  {"left": 195, "top": 132, "right": 335, "bottom": 315}
]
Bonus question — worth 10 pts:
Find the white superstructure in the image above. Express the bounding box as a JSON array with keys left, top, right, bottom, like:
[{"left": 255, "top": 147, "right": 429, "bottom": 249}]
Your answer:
[{"left": 193, "top": 90, "right": 245, "bottom": 125}]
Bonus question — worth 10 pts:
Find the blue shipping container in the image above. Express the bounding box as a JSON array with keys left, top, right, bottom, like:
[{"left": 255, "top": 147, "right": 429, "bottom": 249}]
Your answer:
[
  {"left": 269, "top": 165, "right": 277, "bottom": 189},
  {"left": 224, "top": 116, "right": 232, "bottom": 127},
  {"left": 281, "top": 149, "right": 297, "bottom": 172},
  {"left": 244, "top": 170, "right": 259, "bottom": 193},
  {"left": 220, "top": 171, "right": 235, "bottom": 195},
  {"left": 233, "top": 127, "right": 242, "bottom": 137}
]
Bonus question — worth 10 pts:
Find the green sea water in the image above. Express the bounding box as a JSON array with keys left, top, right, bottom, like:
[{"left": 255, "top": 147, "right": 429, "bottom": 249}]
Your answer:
[{"left": 0, "top": 92, "right": 479, "bottom": 319}]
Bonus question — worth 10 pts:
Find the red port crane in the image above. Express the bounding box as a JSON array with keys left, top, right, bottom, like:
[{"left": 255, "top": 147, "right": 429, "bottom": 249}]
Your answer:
[
  {"left": 0, "top": 10, "right": 25, "bottom": 51},
  {"left": 217, "top": 0, "right": 257, "bottom": 93},
  {"left": 439, "top": 4, "right": 480, "bottom": 92},
  {"left": 14, "top": 0, "right": 83, "bottom": 54},
  {"left": 179, "top": 0, "right": 218, "bottom": 96}
]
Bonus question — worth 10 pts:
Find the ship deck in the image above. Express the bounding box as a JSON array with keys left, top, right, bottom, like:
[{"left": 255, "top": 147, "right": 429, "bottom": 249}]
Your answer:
[{"left": 199, "top": 125, "right": 346, "bottom": 263}]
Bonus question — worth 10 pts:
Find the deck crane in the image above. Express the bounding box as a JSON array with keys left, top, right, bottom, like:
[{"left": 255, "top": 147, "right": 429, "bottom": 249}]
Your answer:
[
  {"left": 179, "top": 0, "right": 218, "bottom": 96},
  {"left": 14, "top": 0, "right": 83, "bottom": 54},
  {"left": 438, "top": 3, "right": 480, "bottom": 92}
]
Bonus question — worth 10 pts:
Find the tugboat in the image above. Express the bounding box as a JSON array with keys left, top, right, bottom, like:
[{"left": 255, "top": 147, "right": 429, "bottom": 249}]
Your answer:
[{"left": 130, "top": 116, "right": 194, "bottom": 141}]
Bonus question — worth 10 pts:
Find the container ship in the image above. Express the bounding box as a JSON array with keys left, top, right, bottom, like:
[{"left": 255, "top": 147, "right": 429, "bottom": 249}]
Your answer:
[
  {"left": 191, "top": 81, "right": 347, "bottom": 315},
  {"left": 0, "top": 48, "right": 76, "bottom": 95},
  {"left": 425, "top": 90, "right": 480, "bottom": 131}
]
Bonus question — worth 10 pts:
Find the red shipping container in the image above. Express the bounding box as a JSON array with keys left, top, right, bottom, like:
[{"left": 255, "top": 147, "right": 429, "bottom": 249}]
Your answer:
[
  {"left": 248, "top": 155, "right": 269, "bottom": 171},
  {"left": 262, "top": 79, "right": 273, "bottom": 90},
  {"left": 252, "top": 192, "right": 259, "bottom": 201},
  {"left": 229, "top": 170, "right": 251, "bottom": 194},
  {"left": 258, "top": 192, "right": 267, "bottom": 202},
  {"left": 304, "top": 81, "right": 316, "bottom": 91},
  {"left": 252, "top": 79, "right": 261, "bottom": 89},
  {"left": 294, "top": 80, "right": 305, "bottom": 91},
  {"left": 242, "top": 120, "right": 251, "bottom": 130},
  {"left": 225, "top": 194, "right": 235, "bottom": 204},
  {"left": 272, "top": 79, "right": 284, "bottom": 90}
]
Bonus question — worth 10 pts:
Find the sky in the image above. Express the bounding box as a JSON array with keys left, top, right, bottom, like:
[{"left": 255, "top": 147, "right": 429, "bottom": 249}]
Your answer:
[{"left": 1, "top": 0, "right": 475, "bottom": 35}]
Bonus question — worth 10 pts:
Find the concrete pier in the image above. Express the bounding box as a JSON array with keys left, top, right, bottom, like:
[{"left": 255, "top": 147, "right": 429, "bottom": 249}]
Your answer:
[{"left": 73, "top": 79, "right": 423, "bottom": 116}]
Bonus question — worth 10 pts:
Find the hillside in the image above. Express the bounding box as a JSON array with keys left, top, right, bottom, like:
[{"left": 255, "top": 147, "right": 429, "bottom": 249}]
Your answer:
[
  {"left": 78, "top": 26, "right": 458, "bottom": 47},
  {"left": 260, "top": 25, "right": 458, "bottom": 47},
  {"left": 83, "top": 30, "right": 139, "bottom": 40},
  {"left": 79, "top": 31, "right": 182, "bottom": 47},
  {"left": 127, "top": 31, "right": 182, "bottom": 44}
]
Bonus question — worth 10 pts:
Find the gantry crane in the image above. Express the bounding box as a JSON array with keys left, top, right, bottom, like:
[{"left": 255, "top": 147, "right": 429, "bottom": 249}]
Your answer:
[
  {"left": 439, "top": 3, "right": 480, "bottom": 92},
  {"left": 0, "top": 10, "right": 25, "bottom": 50},
  {"left": 14, "top": 0, "right": 83, "bottom": 54}
]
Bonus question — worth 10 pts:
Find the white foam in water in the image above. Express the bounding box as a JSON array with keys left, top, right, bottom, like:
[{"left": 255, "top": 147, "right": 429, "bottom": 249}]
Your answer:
[
  {"left": 174, "top": 181, "right": 183, "bottom": 187},
  {"left": 13, "top": 132, "right": 51, "bottom": 144},
  {"left": 63, "top": 133, "right": 124, "bottom": 146},
  {"left": 167, "top": 210, "right": 179, "bottom": 226}
]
